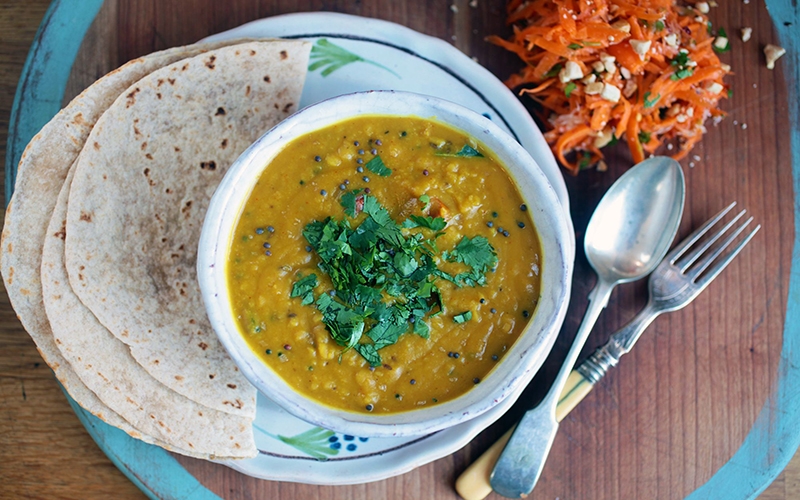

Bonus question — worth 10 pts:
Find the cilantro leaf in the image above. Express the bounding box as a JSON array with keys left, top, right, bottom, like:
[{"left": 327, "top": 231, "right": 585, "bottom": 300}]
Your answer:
[
  {"left": 578, "top": 151, "right": 593, "bottom": 169},
  {"left": 290, "top": 274, "right": 318, "bottom": 305},
  {"left": 403, "top": 215, "right": 447, "bottom": 231},
  {"left": 449, "top": 236, "right": 497, "bottom": 272},
  {"left": 453, "top": 311, "right": 473, "bottom": 323},
  {"left": 567, "top": 42, "right": 583, "bottom": 50},
  {"left": 393, "top": 252, "right": 419, "bottom": 277},
  {"left": 413, "top": 319, "right": 430, "bottom": 338},
  {"left": 643, "top": 92, "right": 660, "bottom": 108},
  {"left": 354, "top": 343, "right": 381, "bottom": 367},
  {"left": 339, "top": 190, "right": 358, "bottom": 217},
  {"left": 638, "top": 131, "right": 652, "bottom": 144},
  {"left": 365, "top": 155, "right": 392, "bottom": 176},
  {"left": 543, "top": 63, "right": 563, "bottom": 78},
  {"left": 435, "top": 144, "right": 484, "bottom": 158},
  {"left": 564, "top": 82, "right": 577, "bottom": 98},
  {"left": 654, "top": 20, "right": 665, "bottom": 31},
  {"left": 669, "top": 52, "right": 694, "bottom": 81}
]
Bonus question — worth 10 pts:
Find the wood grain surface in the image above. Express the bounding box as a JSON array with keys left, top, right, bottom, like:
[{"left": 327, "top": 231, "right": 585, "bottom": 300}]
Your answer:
[{"left": 1, "top": 0, "right": 799, "bottom": 498}]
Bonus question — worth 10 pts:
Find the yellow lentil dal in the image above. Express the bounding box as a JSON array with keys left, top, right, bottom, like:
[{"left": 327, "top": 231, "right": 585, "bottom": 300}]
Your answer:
[{"left": 227, "top": 115, "right": 542, "bottom": 414}]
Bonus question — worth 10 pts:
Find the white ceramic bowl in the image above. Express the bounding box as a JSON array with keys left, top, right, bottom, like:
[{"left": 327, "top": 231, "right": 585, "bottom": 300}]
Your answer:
[{"left": 198, "top": 91, "right": 573, "bottom": 437}]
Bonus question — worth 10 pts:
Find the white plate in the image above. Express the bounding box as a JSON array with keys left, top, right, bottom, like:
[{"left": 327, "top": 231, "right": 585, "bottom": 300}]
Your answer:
[{"left": 204, "top": 12, "right": 575, "bottom": 485}]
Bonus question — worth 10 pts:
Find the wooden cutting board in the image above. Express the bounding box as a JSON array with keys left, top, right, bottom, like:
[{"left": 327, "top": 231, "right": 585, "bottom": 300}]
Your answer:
[{"left": 1, "top": 0, "right": 799, "bottom": 498}]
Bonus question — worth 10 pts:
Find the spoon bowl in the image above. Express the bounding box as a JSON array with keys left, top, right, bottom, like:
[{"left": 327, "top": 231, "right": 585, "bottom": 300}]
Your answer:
[{"left": 586, "top": 156, "right": 686, "bottom": 284}]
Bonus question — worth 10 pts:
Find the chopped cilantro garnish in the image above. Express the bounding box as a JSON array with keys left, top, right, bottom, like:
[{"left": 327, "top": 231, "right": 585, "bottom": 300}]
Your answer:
[
  {"left": 339, "top": 189, "right": 364, "bottom": 217},
  {"left": 638, "top": 131, "right": 652, "bottom": 144},
  {"left": 567, "top": 43, "right": 583, "bottom": 50},
  {"left": 564, "top": 82, "right": 577, "bottom": 97},
  {"left": 435, "top": 144, "right": 484, "bottom": 158},
  {"left": 365, "top": 155, "right": 392, "bottom": 176},
  {"left": 292, "top": 194, "right": 496, "bottom": 366},
  {"left": 713, "top": 28, "right": 731, "bottom": 53},
  {"left": 403, "top": 215, "right": 447, "bottom": 231},
  {"left": 543, "top": 63, "right": 563, "bottom": 78},
  {"left": 654, "top": 20, "right": 665, "bottom": 31},
  {"left": 578, "top": 151, "right": 593, "bottom": 169},
  {"left": 290, "top": 274, "right": 318, "bottom": 305},
  {"left": 453, "top": 311, "right": 473, "bottom": 323},
  {"left": 669, "top": 52, "right": 694, "bottom": 81},
  {"left": 643, "top": 91, "right": 661, "bottom": 108},
  {"left": 446, "top": 235, "right": 498, "bottom": 286},
  {"left": 419, "top": 194, "right": 430, "bottom": 206}
]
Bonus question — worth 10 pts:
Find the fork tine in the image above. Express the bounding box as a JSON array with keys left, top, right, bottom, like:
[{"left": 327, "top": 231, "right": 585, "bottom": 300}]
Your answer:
[
  {"left": 689, "top": 223, "right": 760, "bottom": 292},
  {"left": 667, "top": 202, "right": 737, "bottom": 264},
  {"left": 678, "top": 209, "right": 747, "bottom": 272},
  {"left": 686, "top": 216, "right": 755, "bottom": 280}
]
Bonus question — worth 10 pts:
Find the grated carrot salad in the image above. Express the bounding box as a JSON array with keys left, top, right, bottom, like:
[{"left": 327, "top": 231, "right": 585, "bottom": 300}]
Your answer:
[{"left": 489, "top": 0, "right": 731, "bottom": 173}]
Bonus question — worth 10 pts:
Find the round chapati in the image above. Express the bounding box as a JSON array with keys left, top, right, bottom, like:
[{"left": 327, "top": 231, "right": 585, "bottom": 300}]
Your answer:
[
  {"left": 64, "top": 41, "right": 310, "bottom": 417},
  {"left": 0, "top": 39, "right": 257, "bottom": 438},
  {"left": 43, "top": 166, "right": 256, "bottom": 459}
]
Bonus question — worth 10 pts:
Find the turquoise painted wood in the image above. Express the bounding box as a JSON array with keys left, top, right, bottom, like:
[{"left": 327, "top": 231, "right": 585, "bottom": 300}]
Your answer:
[
  {"left": 4, "top": 0, "right": 103, "bottom": 202},
  {"left": 4, "top": 1, "right": 220, "bottom": 498},
  {"left": 688, "top": 3, "right": 800, "bottom": 499},
  {"left": 4, "top": 0, "right": 799, "bottom": 498},
  {"left": 66, "top": 391, "right": 221, "bottom": 500}
]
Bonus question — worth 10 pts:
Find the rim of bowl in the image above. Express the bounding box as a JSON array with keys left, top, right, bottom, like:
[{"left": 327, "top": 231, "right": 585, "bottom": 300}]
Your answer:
[{"left": 198, "top": 90, "right": 573, "bottom": 437}]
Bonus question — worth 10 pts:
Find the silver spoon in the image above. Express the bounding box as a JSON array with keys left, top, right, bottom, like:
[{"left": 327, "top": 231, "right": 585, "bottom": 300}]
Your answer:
[{"left": 488, "top": 156, "right": 685, "bottom": 499}]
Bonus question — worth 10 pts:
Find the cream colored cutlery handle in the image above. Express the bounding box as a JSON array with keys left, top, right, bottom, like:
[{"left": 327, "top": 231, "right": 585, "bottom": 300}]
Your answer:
[
  {"left": 454, "top": 370, "right": 594, "bottom": 500},
  {"left": 455, "top": 427, "right": 514, "bottom": 500},
  {"left": 556, "top": 369, "right": 595, "bottom": 419}
]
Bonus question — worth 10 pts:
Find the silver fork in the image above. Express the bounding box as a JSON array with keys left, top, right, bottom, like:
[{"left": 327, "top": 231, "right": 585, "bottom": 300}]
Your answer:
[
  {"left": 488, "top": 202, "right": 760, "bottom": 500},
  {"left": 574, "top": 201, "right": 761, "bottom": 388}
]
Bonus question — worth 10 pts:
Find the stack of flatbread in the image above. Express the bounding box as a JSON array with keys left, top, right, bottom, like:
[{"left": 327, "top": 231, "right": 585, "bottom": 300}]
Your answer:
[{"left": 1, "top": 39, "right": 311, "bottom": 459}]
